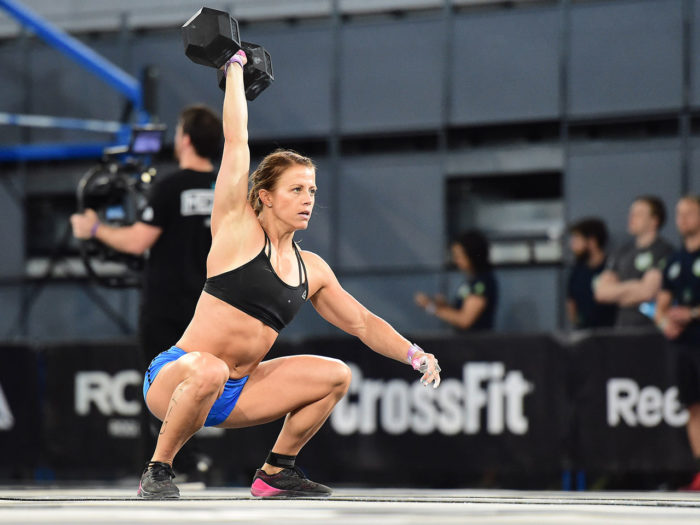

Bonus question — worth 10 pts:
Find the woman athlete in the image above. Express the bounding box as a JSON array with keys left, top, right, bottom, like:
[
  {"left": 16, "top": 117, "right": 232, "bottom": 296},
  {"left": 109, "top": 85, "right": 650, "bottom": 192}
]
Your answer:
[{"left": 137, "top": 50, "right": 442, "bottom": 500}]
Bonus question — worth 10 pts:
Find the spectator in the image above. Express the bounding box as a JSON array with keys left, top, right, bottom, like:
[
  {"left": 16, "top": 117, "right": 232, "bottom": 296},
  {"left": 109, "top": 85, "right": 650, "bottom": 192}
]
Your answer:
[
  {"left": 566, "top": 218, "right": 617, "bottom": 329},
  {"left": 654, "top": 196, "right": 700, "bottom": 491},
  {"left": 415, "top": 230, "right": 497, "bottom": 331},
  {"left": 595, "top": 195, "right": 674, "bottom": 327}
]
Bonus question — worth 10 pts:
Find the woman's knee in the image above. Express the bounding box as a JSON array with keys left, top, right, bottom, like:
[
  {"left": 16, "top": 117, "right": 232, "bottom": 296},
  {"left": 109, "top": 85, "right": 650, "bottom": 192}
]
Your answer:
[
  {"left": 327, "top": 359, "right": 352, "bottom": 395},
  {"left": 183, "top": 352, "right": 229, "bottom": 398}
]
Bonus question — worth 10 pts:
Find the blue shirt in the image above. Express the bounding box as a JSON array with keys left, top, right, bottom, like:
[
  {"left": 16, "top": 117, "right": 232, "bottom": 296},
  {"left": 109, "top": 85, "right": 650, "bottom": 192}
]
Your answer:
[
  {"left": 662, "top": 246, "right": 700, "bottom": 345},
  {"left": 567, "top": 260, "right": 617, "bottom": 329}
]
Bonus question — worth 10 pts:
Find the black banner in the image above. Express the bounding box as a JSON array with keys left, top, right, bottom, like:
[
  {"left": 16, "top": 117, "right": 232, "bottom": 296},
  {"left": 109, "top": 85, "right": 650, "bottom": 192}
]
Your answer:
[
  {"left": 570, "top": 330, "right": 693, "bottom": 472},
  {"left": 1, "top": 331, "right": 696, "bottom": 485},
  {"left": 0, "top": 345, "right": 40, "bottom": 476},
  {"left": 272, "top": 334, "right": 571, "bottom": 486},
  {"left": 42, "top": 341, "right": 144, "bottom": 478}
]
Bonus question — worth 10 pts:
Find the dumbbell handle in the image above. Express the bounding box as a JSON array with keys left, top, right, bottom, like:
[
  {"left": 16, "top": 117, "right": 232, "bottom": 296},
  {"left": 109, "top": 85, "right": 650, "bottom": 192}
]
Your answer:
[
  {"left": 224, "top": 52, "right": 246, "bottom": 76},
  {"left": 217, "top": 43, "right": 274, "bottom": 101}
]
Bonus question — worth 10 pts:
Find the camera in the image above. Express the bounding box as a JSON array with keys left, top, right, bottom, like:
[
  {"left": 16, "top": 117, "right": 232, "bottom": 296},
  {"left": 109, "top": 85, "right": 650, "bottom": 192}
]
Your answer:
[{"left": 76, "top": 124, "right": 166, "bottom": 288}]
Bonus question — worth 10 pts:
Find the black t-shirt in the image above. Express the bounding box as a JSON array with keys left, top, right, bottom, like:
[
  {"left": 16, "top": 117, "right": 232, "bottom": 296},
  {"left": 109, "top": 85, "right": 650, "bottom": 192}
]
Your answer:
[
  {"left": 567, "top": 260, "right": 617, "bottom": 329},
  {"left": 453, "top": 272, "right": 498, "bottom": 331},
  {"left": 661, "top": 246, "right": 700, "bottom": 345},
  {"left": 139, "top": 168, "right": 216, "bottom": 321},
  {"left": 607, "top": 237, "right": 674, "bottom": 327}
]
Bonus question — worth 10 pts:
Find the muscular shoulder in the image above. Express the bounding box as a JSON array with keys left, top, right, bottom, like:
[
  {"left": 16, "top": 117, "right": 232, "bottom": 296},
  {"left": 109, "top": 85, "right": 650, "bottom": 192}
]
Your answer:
[
  {"left": 299, "top": 249, "right": 337, "bottom": 295},
  {"left": 299, "top": 249, "right": 332, "bottom": 275},
  {"left": 212, "top": 203, "right": 260, "bottom": 243}
]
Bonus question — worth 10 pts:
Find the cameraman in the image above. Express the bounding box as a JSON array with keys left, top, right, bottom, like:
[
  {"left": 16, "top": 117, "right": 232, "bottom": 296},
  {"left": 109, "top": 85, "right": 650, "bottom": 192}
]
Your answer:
[
  {"left": 71, "top": 105, "right": 222, "bottom": 480},
  {"left": 71, "top": 105, "right": 222, "bottom": 366}
]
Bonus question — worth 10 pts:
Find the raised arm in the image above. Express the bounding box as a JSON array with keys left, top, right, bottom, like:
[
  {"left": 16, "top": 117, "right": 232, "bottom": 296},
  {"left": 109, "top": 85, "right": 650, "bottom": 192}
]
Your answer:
[{"left": 210, "top": 51, "right": 251, "bottom": 236}]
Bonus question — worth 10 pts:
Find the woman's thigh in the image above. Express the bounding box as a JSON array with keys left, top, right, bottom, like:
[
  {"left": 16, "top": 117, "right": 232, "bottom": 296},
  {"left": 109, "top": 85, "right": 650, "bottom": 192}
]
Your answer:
[
  {"left": 145, "top": 351, "right": 229, "bottom": 420},
  {"left": 218, "top": 355, "right": 351, "bottom": 429}
]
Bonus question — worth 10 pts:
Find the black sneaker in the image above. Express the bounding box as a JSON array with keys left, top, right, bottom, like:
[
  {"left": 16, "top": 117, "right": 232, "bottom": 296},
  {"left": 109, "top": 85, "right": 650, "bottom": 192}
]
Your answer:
[
  {"left": 137, "top": 462, "right": 180, "bottom": 499},
  {"left": 250, "top": 466, "right": 332, "bottom": 498}
]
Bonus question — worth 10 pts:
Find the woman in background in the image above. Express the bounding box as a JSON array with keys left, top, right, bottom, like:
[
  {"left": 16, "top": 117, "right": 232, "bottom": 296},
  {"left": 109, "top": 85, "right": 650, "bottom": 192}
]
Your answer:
[{"left": 415, "top": 230, "right": 498, "bottom": 331}]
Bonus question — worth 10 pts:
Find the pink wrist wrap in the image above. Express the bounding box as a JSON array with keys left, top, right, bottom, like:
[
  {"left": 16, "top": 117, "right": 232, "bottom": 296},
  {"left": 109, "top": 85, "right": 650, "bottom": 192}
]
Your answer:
[
  {"left": 407, "top": 343, "right": 425, "bottom": 370},
  {"left": 224, "top": 51, "right": 246, "bottom": 76}
]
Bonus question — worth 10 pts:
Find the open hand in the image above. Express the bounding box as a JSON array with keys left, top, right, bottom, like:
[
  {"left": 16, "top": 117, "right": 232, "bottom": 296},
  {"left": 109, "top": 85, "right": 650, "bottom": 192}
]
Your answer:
[{"left": 413, "top": 351, "right": 441, "bottom": 389}]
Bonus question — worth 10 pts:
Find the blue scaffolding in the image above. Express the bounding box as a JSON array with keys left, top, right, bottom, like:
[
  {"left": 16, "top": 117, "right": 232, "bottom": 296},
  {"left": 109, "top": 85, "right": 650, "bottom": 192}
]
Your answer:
[{"left": 0, "top": 0, "right": 150, "bottom": 162}]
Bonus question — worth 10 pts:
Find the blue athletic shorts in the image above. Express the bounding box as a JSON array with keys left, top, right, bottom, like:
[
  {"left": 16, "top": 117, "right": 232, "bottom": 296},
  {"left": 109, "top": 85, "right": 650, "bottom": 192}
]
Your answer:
[{"left": 142, "top": 346, "right": 249, "bottom": 427}]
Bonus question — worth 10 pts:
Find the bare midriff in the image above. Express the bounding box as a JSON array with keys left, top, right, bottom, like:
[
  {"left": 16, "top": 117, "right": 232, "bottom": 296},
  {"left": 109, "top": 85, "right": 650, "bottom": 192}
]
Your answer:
[{"left": 175, "top": 291, "right": 279, "bottom": 379}]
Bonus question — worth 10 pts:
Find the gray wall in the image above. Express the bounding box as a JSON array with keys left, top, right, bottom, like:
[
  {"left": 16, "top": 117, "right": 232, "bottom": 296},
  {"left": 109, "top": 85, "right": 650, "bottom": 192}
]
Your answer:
[
  {"left": 566, "top": 139, "right": 683, "bottom": 250},
  {"left": 451, "top": 5, "right": 561, "bottom": 125},
  {"left": 568, "top": 0, "right": 683, "bottom": 117},
  {"left": 0, "top": 0, "right": 696, "bottom": 342},
  {"left": 337, "top": 154, "right": 444, "bottom": 270}
]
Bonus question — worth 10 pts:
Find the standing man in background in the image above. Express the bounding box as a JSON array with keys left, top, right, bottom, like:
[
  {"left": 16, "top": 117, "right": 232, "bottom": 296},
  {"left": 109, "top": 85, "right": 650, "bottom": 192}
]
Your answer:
[
  {"left": 71, "top": 105, "right": 222, "bottom": 366},
  {"left": 70, "top": 104, "right": 223, "bottom": 479},
  {"left": 655, "top": 196, "right": 700, "bottom": 491},
  {"left": 595, "top": 195, "right": 674, "bottom": 327},
  {"left": 566, "top": 218, "right": 617, "bottom": 329}
]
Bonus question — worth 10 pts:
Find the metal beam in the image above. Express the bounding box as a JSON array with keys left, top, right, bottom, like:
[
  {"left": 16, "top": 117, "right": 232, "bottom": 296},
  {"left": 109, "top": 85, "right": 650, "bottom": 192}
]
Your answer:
[
  {"left": 0, "top": 112, "right": 130, "bottom": 134},
  {"left": 0, "top": 0, "right": 144, "bottom": 116},
  {"left": 0, "top": 142, "right": 119, "bottom": 162}
]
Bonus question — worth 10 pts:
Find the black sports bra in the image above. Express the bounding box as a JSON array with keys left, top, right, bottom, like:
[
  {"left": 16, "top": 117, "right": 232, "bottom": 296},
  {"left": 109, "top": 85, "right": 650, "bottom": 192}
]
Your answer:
[{"left": 203, "top": 232, "right": 308, "bottom": 332}]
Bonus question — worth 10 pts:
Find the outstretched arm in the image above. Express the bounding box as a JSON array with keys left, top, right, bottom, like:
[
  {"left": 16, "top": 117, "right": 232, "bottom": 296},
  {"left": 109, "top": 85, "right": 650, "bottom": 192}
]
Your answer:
[
  {"left": 432, "top": 296, "right": 487, "bottom": 330},
  {"left": 416, "top": 287, "right": 488, "bottom": 329},
  {"left": 71, "top": 208, "right": 161, "bottom": 255},
  {"left": 308, "top": 253, "right": 441, "bottom": 387},
  {"left": 210, "top": 51, "right": 251, "bottom": 236}
]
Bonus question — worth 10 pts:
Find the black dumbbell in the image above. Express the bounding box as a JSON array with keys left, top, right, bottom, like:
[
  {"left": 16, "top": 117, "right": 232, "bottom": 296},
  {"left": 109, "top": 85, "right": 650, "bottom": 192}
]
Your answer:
[
  {"left": 216, "top": 42, "right": 274, "bottom": 101},
  {"left": 182, "top": 7, "right": 274, "bottom": 100},
  {"left": 182, "top": 7, "right": 241, "bottom": 68}
]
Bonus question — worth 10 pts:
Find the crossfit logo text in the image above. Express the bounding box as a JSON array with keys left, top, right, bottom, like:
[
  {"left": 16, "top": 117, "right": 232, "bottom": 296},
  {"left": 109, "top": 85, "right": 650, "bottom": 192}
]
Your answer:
[{"left": 331, "top": 362, "right": 533, "bottom": 435}]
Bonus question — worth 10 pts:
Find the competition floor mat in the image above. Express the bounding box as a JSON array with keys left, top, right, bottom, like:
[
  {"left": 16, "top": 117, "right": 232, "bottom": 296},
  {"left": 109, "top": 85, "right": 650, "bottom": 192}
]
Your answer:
[{"left": 2, "top": 486, "right": 700, "bottom": 524}]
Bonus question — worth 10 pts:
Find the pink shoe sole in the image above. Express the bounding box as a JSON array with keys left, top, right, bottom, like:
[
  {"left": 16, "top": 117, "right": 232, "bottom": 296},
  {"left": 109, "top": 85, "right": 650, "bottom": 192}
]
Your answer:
[{"left": 250, "top": 478, "right": 284, "bottom": 498}]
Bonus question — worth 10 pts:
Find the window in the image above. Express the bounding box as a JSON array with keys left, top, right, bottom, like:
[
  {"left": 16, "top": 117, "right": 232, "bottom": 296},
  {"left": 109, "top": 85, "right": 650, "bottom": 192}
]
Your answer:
[{"left": 446, "top": 172, "right": 563, "bottom": 266}]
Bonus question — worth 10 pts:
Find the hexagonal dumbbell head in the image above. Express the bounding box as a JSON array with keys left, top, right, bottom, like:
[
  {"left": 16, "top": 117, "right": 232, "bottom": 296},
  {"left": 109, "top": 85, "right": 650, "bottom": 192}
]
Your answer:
[
  {"left": 216, "top": 41, "right": 274, "bottom": 101},
  {"left": 182, "top": 7, "right": 241, "bottom": 69},
  {"left": 241, "top": 42, "right": 274, "bottom": 101}
]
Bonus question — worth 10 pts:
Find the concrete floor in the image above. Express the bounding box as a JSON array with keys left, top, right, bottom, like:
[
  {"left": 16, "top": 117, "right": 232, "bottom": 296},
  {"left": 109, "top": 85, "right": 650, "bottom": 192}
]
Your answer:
[{"left": 2, "top": 486, "right": 700, "bottom": 524}]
